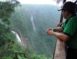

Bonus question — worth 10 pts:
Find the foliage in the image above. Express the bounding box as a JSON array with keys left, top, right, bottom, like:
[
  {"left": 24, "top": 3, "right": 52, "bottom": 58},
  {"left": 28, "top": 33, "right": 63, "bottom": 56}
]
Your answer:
[
  {"left": 0, "top": 0, "right": 21, "bottom": 59},
  {"left": 0, "top": 38, "right": 26, "bottom": 59},
  {"left": 17, "top": 55, "right": 26, "bottom": 59},
  {"left": 0, "top": 0, "right": 20, "bottom": 46},
  {"left": 0, "top": 1, "right": 19, "bottom": 25},
  {"left": 29, "top": 54, "right": 52, "bottom": 59},
  {"left": 2, "top": 56, "right": 13, "bottom": 59},
  {"left": 16, "top": 54, "right": 52, "bottom": 59}
]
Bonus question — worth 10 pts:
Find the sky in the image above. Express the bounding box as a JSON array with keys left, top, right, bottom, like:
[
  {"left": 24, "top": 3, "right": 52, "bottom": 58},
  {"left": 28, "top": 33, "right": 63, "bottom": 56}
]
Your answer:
[
  {"left": 17, "top": 0, "right": 62, "bottom": 5},
  {"left": 17, "top": 0, "right": 75, "bottom": 6},
  {"left": 0, "top": 0, "right": 75, "bottom": 6}
]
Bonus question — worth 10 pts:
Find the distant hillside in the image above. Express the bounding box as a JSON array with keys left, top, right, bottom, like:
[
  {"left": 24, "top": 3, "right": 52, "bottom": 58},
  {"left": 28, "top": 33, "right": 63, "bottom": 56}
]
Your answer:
[{"left": 10, "top": 4, "right": 61, "bottom": 58}]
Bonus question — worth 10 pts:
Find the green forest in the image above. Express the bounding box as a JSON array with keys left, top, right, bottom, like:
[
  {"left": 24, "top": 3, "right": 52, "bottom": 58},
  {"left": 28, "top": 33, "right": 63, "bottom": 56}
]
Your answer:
[{"left": 0, "top": 1, "right": 61, "bottom": 59}]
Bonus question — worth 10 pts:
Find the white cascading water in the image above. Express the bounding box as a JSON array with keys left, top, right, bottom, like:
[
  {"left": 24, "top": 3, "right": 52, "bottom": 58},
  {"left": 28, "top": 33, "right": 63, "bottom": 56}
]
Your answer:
[
  {"left": 11, "top": 31, "right": 21, "bottom": 43},
  {"left": 31, "top": 16, "right": 36, "bottom": 32}
]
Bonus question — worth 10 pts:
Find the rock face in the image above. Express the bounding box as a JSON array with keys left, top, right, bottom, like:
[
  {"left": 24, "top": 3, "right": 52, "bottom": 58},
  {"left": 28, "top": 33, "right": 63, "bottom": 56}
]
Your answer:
[{"left": 19, "top": 32, "right": 27, "bottom": 47}]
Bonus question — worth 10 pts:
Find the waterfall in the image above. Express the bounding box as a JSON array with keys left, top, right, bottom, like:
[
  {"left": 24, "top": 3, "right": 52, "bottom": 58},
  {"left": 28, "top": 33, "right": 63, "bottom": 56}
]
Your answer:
[
  {"left": 11, "top": 31, "right": 21, "bottom": 43},
  {"left": 11, "top": 31, "right": 27, "bottom": 47},
  {"left": 31, "top": 16, "right": 36, "bottom": 32}
]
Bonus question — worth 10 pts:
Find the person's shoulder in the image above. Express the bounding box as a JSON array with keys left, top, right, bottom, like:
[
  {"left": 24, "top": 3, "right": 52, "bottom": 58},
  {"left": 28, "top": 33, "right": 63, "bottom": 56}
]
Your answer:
[
  {"left": 74, "top": 15, "right": 77, "bottom": 17},
  {"left": 71, "top": 15, "right": 77, "bottom": 20},
  {"left": 69, "top": 15, "right": 77, "bottom": 23}
]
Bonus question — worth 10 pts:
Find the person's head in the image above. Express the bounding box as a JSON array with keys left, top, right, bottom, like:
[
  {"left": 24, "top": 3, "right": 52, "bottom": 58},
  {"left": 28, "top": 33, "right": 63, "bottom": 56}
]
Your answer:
[{"left": 59, "top": 1, "right": 76, "bottom": 19}]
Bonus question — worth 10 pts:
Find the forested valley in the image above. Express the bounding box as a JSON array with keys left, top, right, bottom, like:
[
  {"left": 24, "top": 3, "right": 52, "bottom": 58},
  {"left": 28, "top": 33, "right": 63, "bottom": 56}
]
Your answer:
[{"left": 0, "top": 2, "right": 61, "bottom": 59}]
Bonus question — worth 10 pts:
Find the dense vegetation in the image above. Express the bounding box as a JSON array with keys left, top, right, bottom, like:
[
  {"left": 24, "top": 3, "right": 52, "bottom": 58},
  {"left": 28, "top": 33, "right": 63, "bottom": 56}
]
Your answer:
[
  {"left": 10, "top": 4, "right": 61, "bottom": 58},
  {"left": 0, "top": 1, "right": 26, "bottom": 59},
  {"left": 0, "top": 0, "right": 61, "bottom": 58}
]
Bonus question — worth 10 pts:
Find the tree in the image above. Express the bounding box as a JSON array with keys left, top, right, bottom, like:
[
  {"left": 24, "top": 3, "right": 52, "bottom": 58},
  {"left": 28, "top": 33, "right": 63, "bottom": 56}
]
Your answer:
[{"left": 0, "top": 1, "right": 19, "bottom": 46}]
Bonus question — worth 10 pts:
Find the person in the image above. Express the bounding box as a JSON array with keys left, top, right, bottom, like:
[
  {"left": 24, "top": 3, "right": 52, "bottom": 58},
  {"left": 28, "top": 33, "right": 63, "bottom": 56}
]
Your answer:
[{"left": 47, "top": 1, "right": 77, "bottom": 59}]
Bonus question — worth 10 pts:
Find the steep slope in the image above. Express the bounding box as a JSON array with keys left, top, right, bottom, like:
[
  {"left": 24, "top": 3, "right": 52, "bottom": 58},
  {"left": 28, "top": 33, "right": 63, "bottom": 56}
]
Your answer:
[{"left": 10, "top": 4, "right": 61, "bottom": 57}]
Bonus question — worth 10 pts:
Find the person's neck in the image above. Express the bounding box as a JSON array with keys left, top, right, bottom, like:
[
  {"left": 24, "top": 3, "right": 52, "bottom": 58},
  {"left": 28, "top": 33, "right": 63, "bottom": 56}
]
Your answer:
[{"left": 66, "top": 14, "right": 73, "bottom": 20}]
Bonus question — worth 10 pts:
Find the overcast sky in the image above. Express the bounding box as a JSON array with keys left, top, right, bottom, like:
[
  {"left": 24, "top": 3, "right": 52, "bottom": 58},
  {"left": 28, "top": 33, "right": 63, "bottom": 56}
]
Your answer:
[
  {"left": 17, "top": 0, "right": 62, "bottom": 5},
  {"left": 17, "top": 0, "right": 76, "bottom": 6}
]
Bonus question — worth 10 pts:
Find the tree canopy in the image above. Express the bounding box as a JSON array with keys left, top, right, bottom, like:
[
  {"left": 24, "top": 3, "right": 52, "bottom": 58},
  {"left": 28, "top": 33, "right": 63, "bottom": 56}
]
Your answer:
[{"left": 0, "top": 0, "right": 19, "bottom": 46}]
